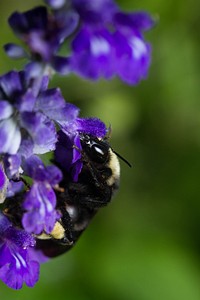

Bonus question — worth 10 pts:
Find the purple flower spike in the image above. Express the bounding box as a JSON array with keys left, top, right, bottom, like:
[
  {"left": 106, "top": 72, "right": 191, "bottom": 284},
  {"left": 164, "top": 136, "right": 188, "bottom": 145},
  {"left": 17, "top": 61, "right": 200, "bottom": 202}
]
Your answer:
[
  {"left": 0, "top": 213, "right": 39, "bottom": 289},
  {"left": 68, "top": 0, "right": 154, "bottom": 84},
  {"left": 5, "top": 0, "right": 154, "bottom": 83},
  {"left": 22, "top": 156, "right": 62, "bottom": 234},
  {"left": 0, "top": 0, "right": 155, "bottom": 290}
]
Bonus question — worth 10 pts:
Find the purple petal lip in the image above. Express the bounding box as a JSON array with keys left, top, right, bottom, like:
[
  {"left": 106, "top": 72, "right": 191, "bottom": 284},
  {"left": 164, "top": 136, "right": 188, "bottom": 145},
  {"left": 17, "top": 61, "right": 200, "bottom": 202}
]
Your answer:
[
  {"left": 114, "top": 11, "right": 155, "bottom": 31},
  {"left": 8, "top": 7, "right": 48, "bottom": 35},
  {"left": 36, "top": 88, "right": 66, "bottom": 113},
  {"left": 6, "top": 181, "right": 24, "bottom": 198},
  {"left": 3, "top": 154, "right": 21, "bottom": 178},
  {"left": 0, "top": 101, "right": 13, "bottom": 120},
  {"left": 4, "top": 43, "right": 27, "bottom": 59},
  {"left": 21, "top": 156, "right": 62, "bottom": 234},
  {"left": 22, "top": 182, "right": 59, "bottom": 234},
  {"left": 0, "top": 118, "right": 21, "bottom": 155},
  {"left": 0, "top": 213, "right": 39, "bottom": 289},
  {"left": 45, "top": 0, "right": 66, "bottom": 9},
  {"left": 0, "top": 71, "right": 22, "bottom": 98}
]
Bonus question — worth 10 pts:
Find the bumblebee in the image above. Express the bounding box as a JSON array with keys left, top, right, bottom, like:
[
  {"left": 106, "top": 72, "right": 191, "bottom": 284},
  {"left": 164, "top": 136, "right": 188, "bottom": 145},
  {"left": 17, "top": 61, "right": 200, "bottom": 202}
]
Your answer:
[
  {"left": 36, "top": 133, "right": 121, "bottom": 257},
  {"left": 4, "top": 134, "right": 129, "bottom": 257}
]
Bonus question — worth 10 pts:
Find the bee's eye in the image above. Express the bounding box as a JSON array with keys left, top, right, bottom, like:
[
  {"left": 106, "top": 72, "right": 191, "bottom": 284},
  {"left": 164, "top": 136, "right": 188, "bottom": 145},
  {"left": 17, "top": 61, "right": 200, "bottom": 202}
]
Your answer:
[
  {"left": 80, "top": 135, "right": 110, "bottom": 163},
  {"left": 87, "top": 141, "right": 108, "bottom": 163},
  {"left": 92, "top": 145, "right": 105, "bottom": 156},
  {"left": 80, "top": 134, "right": 90, "bottom": 144},
  {"left": 84, "top": 138, "right": 90, "bottom": 145}
]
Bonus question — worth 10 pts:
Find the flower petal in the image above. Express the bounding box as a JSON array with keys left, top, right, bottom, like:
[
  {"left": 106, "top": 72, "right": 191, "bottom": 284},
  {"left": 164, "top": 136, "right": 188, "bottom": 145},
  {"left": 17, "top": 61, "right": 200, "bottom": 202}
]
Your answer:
[
  {"left": 114, "top": 11, "right": 155, "bottom": 32},
  {"left": 0, "top": 118, "right": 21, "bottom": 155},
  {"left": 54, "top": 131, "right": 82, "bottom": 181},
  {"left": 8, "top": 7, "right": 48, "bottom": 35},
  {"left": 3, "top": 154, "right": 21, "bottom": 178},
  {"left": 4, "top": 43, "right": 27, "bottom": 59},
  {"left": 114, "top": 31, "right": 151, "bottom": 85},
  {"left": 20, "top": 112, "right": 57, "bottom": 154},
  {"left": 0, "top": 213, "right": 39, "bottom": 289},
  {"left": 46, "top": 165, "right": 63, "bottom": 186},
  {"left": 75, "top": 117, "right": 107, "bottom": 137},
  {"left": 22, "top": 182, "right": 59, "bottom": 234},
  {"left": 36, "top": 88, "right": 66, "bottom": 114},
  {"left": 0, "top": 71, "right": 22, "bottom": 98},
  {"left": 45, "top": 0, "right": 66, "bottom": 9},
  {"left": 51, "top": 56, "right": 71, "bottom": 74},
  {"left": 6, "top": 181, "right": 24, "bottom": 198},
  {"left": 0, "top": 101, "right": 13, "bottom": 120}
]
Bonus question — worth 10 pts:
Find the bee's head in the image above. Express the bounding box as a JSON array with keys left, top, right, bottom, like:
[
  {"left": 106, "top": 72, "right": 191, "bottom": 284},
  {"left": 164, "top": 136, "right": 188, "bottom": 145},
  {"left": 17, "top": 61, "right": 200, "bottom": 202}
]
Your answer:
[{"left": 79, "top": 134, "right": 110, "bottom": 164}]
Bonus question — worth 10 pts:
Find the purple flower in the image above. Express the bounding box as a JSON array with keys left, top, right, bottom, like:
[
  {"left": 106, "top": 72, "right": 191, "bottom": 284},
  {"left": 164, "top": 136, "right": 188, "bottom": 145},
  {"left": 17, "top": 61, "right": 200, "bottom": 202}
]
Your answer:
[
  {"left": 22, "top": 155, "right": 62, "bottom": 235},
  {"left": 6, "top": 6, "right": 79, "bottom": 74},
  {"left": 55, "top": 130, "right": 82, "bottom": 182},
  {"left": 34, "top": 88, "right": 79, "bottom": 127},
  {"left": 3, "top": 154, "right": 21, "bottom": 179},
  {"left": 0, "top": 69, "right": 79, "bottom": 184},
  {"left": 2, "top": 153, "right": 24, "bottom": 200},
  {"left": 0, "top": 212, "right": 39, "bottom": 289},
  {"left": 6, "top": 180, "right": 24, "bottom": 198},
  {"left": 0, "top": 70, "right": 56, "bottom": 157},
  {"left": 44, "top": 0, "right": 155, "bottom": 84},
  {"left": 5, "top": 0, "right": 154, "bottom": 84},
  {"left": 69, "top": 3, "right": 154, "bottom": 84},
  {"left": 112, "top": 11, "right": 153, "bottom": 84},
  {"left": 55, "top": 117, "right": 107, "bottom": 181},
  {"left": 70, "top": 27, "right": 116, "bottom": 80}
]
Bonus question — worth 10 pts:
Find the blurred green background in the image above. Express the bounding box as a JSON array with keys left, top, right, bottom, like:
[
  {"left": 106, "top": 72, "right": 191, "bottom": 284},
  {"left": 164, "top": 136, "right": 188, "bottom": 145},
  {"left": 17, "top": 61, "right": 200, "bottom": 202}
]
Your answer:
[{"left": 1, "top": 0, "right": 200, "bottom": 299}]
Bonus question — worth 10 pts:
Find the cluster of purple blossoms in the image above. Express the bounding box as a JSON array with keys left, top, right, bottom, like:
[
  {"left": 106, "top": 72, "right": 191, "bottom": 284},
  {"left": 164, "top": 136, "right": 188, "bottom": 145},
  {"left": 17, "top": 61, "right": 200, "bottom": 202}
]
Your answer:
[
  {"left": 5, "top": 0, "right": 154, "bottom": 84},
  {"left": 0, "top": 0, "right": 154, "bottom": 290}
]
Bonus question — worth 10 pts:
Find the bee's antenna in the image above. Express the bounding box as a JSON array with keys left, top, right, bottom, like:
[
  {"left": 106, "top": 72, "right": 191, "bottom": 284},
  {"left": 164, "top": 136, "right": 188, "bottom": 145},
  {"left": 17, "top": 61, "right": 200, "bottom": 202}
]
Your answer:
[
  {"left": 113, "top": 150, "right": 132, "bottom": 168},
  {"left": 105, "top": 124, "right": 112, "bottom": 140}
]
